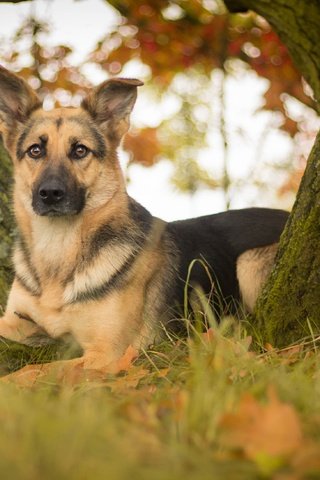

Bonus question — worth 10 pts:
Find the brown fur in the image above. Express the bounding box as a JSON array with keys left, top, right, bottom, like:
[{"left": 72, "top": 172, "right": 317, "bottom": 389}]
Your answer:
[
  {"left": 0, "top": 66, "right": 283, "bottom": 377},
  {"left": 236, "top": 244, "right": 278, "bottom": 313},
  {"left": 0, "top": 66, "right": 172, "bottom": 372}
]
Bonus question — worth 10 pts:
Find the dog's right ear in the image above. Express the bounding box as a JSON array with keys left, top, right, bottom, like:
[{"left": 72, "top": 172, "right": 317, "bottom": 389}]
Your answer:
[
  {"left": 82, "top": 77, "right": 143, "bottom": 144},
  {"left": 0, "top": 66, "right": 41, "bottom": 146}
]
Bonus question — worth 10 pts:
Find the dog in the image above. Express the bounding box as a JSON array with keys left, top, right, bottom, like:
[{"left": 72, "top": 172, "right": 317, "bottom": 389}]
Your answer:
[{"left": 0, "top": 66, "right": 288, "bottom": 374}]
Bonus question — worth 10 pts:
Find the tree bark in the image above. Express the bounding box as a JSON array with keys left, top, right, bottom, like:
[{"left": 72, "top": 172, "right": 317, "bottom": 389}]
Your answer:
[
  {"left": 0, "top": 143, "right": 13, "bottom": 308},
  {"left": 255, "top": 132, "right": 320, "bottom": 346},
  {"left": 224, "top": 0, "right": 320, "bottom": 346},
  {"left": 224, "top": 0, "right": 320, "bottom": 112}
]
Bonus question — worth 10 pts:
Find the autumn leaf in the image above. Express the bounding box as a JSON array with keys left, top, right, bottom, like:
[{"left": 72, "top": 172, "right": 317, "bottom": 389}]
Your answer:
[
  {"left": 1, "top": 345, "right": 140, "bottom": 387},
  {"left": 264, "top": 342, "right": 274, "bottom": 352},
  {"left": 108, "top": 345, "right": 140, "bottom": 374},
  {"left": 218, "top": 386, "right": 303, "bottom": 471},
  {"left": 0, "top": 358, "right": 108, "bottom": 387},
  {"left": 278, "top": 160, "right": 306, "bottom": 197},
  {"left": 0, "top": 363, "right": 50, "bottom": 387},
  {"left": 201, "top": 327, "right": 216, "bottom": 343},
  {"left": 292, "top": 443, "right": 320, "bottom": 477},
  {"left": 124, "top": 128, "right": 160, "bottom": 166},
  {"left": 157, "top": 367, "right": 170, "bottom": 378},
  {"left": 104, "top": 0, "right": 316, "bottom": 123},
  {"left": 106, "top": 366, "right": 150, "bottom": 393}
]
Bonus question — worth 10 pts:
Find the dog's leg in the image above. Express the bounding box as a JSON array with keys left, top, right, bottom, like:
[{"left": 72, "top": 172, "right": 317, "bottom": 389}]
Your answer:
[
  {"left": 237, "top": 243, "right": 278, "bottom": 313},
  {"left": 0, "top": 311, "right": 43, "bottom": 344},
  {"left": 0, "top": 300, "right": 137, "bottom": 385},
  {"left": 0, "top": 279, "right": 49, "bottom": 344},
  {"left": 0, "top": 281, "right": 141, "bottom": 384},
  {"left": 0, "top": 311, "right": 113, "bottom": 385}
]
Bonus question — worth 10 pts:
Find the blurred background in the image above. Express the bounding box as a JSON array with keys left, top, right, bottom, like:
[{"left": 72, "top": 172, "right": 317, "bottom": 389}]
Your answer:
[{"left": 0, "top": 0, "right": 319, "bottom": 220}]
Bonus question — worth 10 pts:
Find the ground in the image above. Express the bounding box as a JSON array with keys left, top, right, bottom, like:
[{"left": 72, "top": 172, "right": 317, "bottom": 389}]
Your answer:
[{"left": 0, "top": 315, "right": 320, "bottom": 480}]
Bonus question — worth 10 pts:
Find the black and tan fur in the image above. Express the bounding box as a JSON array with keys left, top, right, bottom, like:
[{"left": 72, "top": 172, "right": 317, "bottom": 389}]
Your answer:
[{"left": 0, "top": 66, "right": 288, "bottom": 373}]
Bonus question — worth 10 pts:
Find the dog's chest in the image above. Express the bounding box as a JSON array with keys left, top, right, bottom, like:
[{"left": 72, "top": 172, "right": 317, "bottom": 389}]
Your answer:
[
  {"left": 62, "top": 242, "right": 135, "bottom": 304},
  {"left": 32, "top": 218, "right": 81, "bottom": 271}
]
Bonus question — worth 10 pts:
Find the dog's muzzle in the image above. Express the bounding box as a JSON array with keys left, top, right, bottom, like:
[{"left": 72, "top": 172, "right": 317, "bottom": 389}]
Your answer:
[{"left": 32, "top": 172, "right": 86, "bottom": 217}]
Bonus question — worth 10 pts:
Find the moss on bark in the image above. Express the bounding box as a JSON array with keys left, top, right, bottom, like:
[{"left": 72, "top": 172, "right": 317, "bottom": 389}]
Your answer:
[
  {"left": 254, "top": 132, "right": 320, "bottom": 345},
  {"left": 224, "top": 0, "right": 320, "bottom": 346},
  {"left": 0, "top": 142, "right": 14, "bottom": 309}
]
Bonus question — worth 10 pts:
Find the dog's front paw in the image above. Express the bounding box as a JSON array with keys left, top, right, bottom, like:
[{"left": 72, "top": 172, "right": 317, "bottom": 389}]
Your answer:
[{"left": 0, "top": 313, "right": 42, "bottom": 344}]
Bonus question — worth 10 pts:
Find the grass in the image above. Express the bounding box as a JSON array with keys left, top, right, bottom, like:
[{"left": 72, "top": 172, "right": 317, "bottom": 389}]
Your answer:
[{"left": 0, "top": 316, "right": 320, "bottom": 480}]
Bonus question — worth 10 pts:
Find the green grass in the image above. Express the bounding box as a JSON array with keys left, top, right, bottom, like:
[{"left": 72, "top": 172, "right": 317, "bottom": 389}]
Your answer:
[{"left": 0, "top": 318, "right": 320, "bottom": 480}]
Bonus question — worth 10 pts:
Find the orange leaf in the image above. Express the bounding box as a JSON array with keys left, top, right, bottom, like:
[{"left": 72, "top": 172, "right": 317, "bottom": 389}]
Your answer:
[
  {"left": 219, "top": 386, "right": 303, "bottom": 461},
  {"left": 1, "top": 345, "right": 140, "bottom": 387},
  {"left": 0, "top": 358, "right": 105, "bottom": 387},
  {"left": 157, "top": 367, "right": 170, "bottom": 378},
  {"left": 1, "top": 363, "right": 50, "bottom": 387},
  {"left": 106, "top": 366, "right": 149, "bottom": 393},
  {"left": 124, "top": 128, "right": 160, "bottom": 166},
  {"left": 264, "top": 342, "right": 274, "bottom": 351},
  {"left": 201, "top": 327, "right": 216, "bottom": 342},
  {"left": 109, "top": 345, "right": 139, "bottom": 373},
  {"left": 292, "top": 443, "right": 320, "bottom": 476}
]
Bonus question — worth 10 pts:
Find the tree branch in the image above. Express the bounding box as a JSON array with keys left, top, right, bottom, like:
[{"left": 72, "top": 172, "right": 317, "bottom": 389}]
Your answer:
[{"left": 224, "top": 0, "right": 320, "bottom": 110}]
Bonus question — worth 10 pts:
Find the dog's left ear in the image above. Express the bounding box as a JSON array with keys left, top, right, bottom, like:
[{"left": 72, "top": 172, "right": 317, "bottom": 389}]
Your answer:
[
  {"left": 82, "top": 78, "right": 143, "bottom": 142},
  {"left": 0, "top": 66, "right": 41, "bottom": 147}
]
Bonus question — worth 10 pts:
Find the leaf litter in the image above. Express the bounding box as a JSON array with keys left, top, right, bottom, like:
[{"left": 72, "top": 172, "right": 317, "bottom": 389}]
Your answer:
[{"left": 0, "top": 322, "right": 320, "bottom": 478}]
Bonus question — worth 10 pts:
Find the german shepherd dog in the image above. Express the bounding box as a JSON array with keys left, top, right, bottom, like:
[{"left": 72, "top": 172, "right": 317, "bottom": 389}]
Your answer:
[{"left": 0, "top": 66, "right": 288, "bottom": 374}]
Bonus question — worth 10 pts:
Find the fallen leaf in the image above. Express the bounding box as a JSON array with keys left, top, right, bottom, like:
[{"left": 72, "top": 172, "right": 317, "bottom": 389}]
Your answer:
[
  {"left": 232, "top": 336, "right": 253, "bottom": 356},
  {"left": 0, "top": 358, "right": 105, "bottom": 387},
  {"left": 201, "top": 328, "right": 216, "bottom": 342},
  {"left": 292, "top": 443, "right": 320, "bottom": 476},
  {"left": 1, "top": 345, "right": 140, "bottom": 387},
  {"left": 229, "top": 367, "right": 249, "bottom": 382},
  {"left": 106, "top": 366, "right": 150, "bottom": 393},
  {"left": 157, "top": 367, "right": 170, "bottom": 378},
  {"left": 1, "top": 363, "right": 50, "bottom": 387},
  {"left": 148, "top": 384, "right": 157, "bottom": 394},
  {"left": 272, "top": 473, "right": 301, "bottom": 480},
  {"left": 108, "top": 345, "right": 139, "bottom": 374},
  {"left": 172, "top": 389, "right": 189, "bottom": 421},
  {"left": 219, "top": 386, "right": 303, "bottom": 464},
  {"left": 278, "top": 344, "right": 303, "bottom": 364},
  {"left": 265, "top": 343, "right": 274, "bottom": 352}
]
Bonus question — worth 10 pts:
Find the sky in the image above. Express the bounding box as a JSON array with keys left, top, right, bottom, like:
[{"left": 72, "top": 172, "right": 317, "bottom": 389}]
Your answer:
[{"left": 0, "top": 0, "right": 315, "bottom": 221}]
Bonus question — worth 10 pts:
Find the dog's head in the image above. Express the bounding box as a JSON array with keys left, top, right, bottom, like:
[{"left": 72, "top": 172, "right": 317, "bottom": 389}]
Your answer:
[{"left": 0, "top": 66, "right": 142, "bottom": 217}]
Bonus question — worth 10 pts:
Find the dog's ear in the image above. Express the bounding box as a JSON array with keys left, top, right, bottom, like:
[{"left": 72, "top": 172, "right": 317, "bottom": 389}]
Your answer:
[
  {"left": 0, "top": 66, "right": 41, "bottom": 146},
  {"left": 82, "top": 78, "right": 143, "bottom": 142}
]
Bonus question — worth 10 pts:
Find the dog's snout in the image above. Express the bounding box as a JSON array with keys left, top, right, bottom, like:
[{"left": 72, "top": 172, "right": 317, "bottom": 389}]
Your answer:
[
  {"left": 32, "top": 167, "right": 86, "bottom": 216},
  {"left": 38, "top": 180, "right": 66, "bottom": 206}
]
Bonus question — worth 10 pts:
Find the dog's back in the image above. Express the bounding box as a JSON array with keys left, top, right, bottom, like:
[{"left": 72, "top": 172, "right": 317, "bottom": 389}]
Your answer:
[
  {"left": 165, "top": 208, "right": 289, "bottom": 321},
  {"left": 0, "top": 65, "right": 290, "bottom": 374}
]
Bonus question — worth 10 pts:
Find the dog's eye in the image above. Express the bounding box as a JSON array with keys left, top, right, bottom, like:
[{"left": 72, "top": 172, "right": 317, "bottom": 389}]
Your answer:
[
  {"left": 27, "top": 144, "right": 43, "bottom": 159},
  {"left": 73, "top": 144, "right": 89, "bottom": 160}
]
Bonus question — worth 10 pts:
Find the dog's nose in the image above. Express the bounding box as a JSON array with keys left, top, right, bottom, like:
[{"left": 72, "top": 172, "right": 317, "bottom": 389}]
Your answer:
[{"left": 38, "top": 180, "right": 66, "bottom": 205}]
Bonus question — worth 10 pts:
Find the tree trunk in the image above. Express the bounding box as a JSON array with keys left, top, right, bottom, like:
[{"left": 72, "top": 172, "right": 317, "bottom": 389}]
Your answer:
[
  {"left": 0, "top": 143, "right": 14, "bottom": 308},
  {"left": 224, "top": 0, "right": 320, "bottom": 346},
  {"left": 255, "top": 133, "right": 320, "bottom": 346}
]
